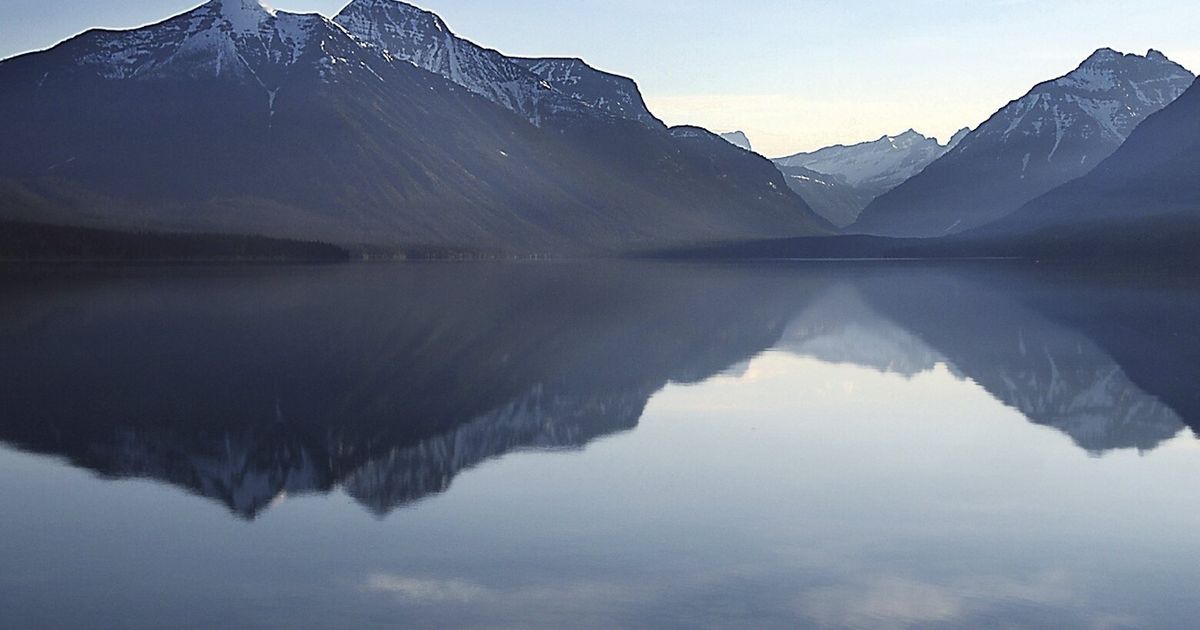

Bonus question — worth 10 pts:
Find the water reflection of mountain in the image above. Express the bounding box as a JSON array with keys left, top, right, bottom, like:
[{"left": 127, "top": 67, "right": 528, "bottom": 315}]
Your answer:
[
  {"left": 0, "top": 263, "right": 1196, "bottom": 518},
  {"left": 0, "top": 264, "right": 815, "bottom": 518},
  {"left": 847, "top": 269, "right": 1192, "bottom": 454}
]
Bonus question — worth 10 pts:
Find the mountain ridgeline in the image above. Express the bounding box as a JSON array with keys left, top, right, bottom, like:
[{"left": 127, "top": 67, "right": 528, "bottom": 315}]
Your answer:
[
  {"left": 0, "top": 0, "right": 829, "bottom": 256},
  {"left": 992, "top": 75, "right": 1200, "bottom": 239},
  {"left": 772, "top": 129, "right": 968, "bottom": 227},
  {"left": 853, "top": 49, "right": 1195, "bottom": 238},
  {"left": 0, "top": 1, "right": 1197, "bottom": 259}
]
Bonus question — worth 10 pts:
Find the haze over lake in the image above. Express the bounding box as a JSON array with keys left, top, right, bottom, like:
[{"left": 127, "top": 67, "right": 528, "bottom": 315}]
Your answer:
[{"left": 2, "top": 261, "right": 1198, "bottom": 629}]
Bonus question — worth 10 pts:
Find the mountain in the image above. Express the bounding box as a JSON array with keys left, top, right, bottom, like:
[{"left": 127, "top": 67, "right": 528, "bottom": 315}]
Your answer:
[
  {"left": 0, "top": 0, "right": 829, "bottom": 255},
  {"left": 510, "top": 56, "right": 664, "bottom": 128},
  {"left": 774, "top": 164, "right": 875, "bottom": 228},
  {"left": 334, "top": 0, "right": 666, "bottom": 129},
  {"left": 775, "top": 129, "right": 965, "bottom": 198},
  {"left": 991, "top": 76, "right": 1200, "bottom": 240},
  {"left": 772, "top": 129, "right": 966, "bottom": 227},
  {"left": 854, "top": 49, "right": 1195, "bottom": 237},
  {"left": 332, "top": 0, "right": 587, "bottom": 126},
  {"left": 719, "top": 131, "right": 753, "bottom": 151}
]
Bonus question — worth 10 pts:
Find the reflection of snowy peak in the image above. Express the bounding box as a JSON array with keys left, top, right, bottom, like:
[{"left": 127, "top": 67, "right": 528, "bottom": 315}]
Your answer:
[
  {"left": 978, "top": 331, "right": 1183, "bottom": 454},
  {"left": 87, "top": 385, "right": 646, "bottom": 519},
  {"left": 859, "top": 274, "right": 1188, "bottom": 453},
  {"left": 779, "top": 286, "right": 945, "bottom": 376},
  {"left": 345, "top": 386, "right": 648, "bottom": 514},
  {"left": 775, "top": 280, "right": 1185, "bottom": 453}
]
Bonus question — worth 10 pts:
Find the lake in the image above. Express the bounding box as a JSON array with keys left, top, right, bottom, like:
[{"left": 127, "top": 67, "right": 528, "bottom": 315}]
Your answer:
[{"left": 1, "top": 261, "right": 1198, "bottom": 629}]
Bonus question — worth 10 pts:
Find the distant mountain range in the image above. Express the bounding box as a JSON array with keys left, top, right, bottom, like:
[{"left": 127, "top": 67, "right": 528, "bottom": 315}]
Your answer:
[
  {"left": 772, "top": 129, "right": 968, "bottom": 227},
  {"left": 0, "top": 0, "right": 829, "bottom": 255},
  {"left": 854, "top": 49, "right": 1194, "bottom": 237}
]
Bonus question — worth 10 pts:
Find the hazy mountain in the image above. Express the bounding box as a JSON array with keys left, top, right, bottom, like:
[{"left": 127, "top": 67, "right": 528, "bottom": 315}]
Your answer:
[
  {"left": 771, "top": 129, "right": 966, "bottom": 227},
  {"left": 855, "top": 49, "right": 1194, "bottom": 237},
  {"left": 992, "top": 76, "right": 1200, "bottom": 239},
  {"left": 0, "top": 0, "right": 829, "bottom": 255},
  {"left": 774, "top": 164, "right": 875, "bottom": 228},
  {"left": 775, "top": 129, "right": 965, "bottom": 198},
  {"left": 719, "top": 131, "right": 753, "bottom": 151}
]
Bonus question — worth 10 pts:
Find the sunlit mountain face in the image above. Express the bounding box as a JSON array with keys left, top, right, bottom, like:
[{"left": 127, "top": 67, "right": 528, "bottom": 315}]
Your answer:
[{"left": 0, "top": 263, "right": 1194, "bottom": 519}]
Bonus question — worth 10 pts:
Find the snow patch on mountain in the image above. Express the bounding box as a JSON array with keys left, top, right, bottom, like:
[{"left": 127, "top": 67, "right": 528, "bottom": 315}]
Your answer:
[
  {"left": 512, "top": 57, "right": 664, "bottom": 128},
  {"left": 335, "top": 0, "right": 595, "bottom": 125},
  {"left": 774, "top": 129, "right": 961, "bottom": 194},
  {"left": 966, "top": 48, "right": 1194, "bottom": 162},
  {"left": 63, "top": 0, "right": 377, "bottom": 87}
]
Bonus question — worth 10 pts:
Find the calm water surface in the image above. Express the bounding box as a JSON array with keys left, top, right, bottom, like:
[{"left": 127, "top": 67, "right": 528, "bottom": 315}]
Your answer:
[{"left": 1, "top": 262, "right": 1199, "bottom": 629}]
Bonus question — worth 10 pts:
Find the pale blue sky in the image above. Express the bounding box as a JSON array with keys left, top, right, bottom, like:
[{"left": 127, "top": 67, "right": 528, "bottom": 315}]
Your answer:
[{"left": 2, "top": 1, "right": 1198, "bottom": 155}]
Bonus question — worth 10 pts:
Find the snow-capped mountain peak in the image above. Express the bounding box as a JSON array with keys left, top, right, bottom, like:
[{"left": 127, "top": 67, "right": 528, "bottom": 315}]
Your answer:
[
  {"left": 774, "top": 129, "right": 957, "bottom": 194},
  {"left": 19, "top": 0, "right": 413, "bottom": 93},
  {"left": 335, "top": 0, "right": 663, "bottom": 128},
  {"left": 992, "top": 48, "right": 1194, "bottom": 146},
  {"left": 335, "top": 0, "right": 591, "bottom": 125},
  {"left": 209, "top": 0, "right": 278, "bottom": 34},
  {"left": 510, "top": 57, "right": 664, "bottom": 127},
  {"left": 853, "top": 48, "right": 1195, "bottom": 238}
]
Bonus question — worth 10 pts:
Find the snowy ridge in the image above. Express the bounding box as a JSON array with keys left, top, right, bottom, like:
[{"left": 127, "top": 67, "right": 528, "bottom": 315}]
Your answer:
[
  {"left": 774, "top": 128, "right": 966, "bottom": 194},
  {"left": 853, "top": 49, "right": 1194, "bottom": 238},
  {"left": 959, "top": 48, "right": 1193, "bottom": 166},
  {"left": 334, "top": 1, "right": 662, "bottom": 128},
  {"left": 58, "top": 0, "right": 386, "bottom": 87},
  {"left": 84, "top": 384, "right": 644, "bottom": 519},
  {"left": 334, "top": 0, "right": 584, "bottom": 125},
  {"left": 512, "top": 57, "right": 664, "bottom": 128}
]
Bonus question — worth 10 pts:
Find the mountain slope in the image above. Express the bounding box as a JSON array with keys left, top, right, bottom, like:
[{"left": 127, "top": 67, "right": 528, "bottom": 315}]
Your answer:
[
  {"left": 511, "top": 56, "right": 665, "bottom": 128},
  {"left": 333, "top": 0, "right": 587, "bottom": 126},
  {"left": 993, "top": 77, "right": 1200, "bottom": 237},
  {"left": 0, "top": 0, "right": 829, "bottom": 254},
  {"left": 771, "top": 129, "right": 964, "bottom": 227},
  {"left": 774, "top": 165, "right": 875, "bottom": 228},
  {"left": 855, "top": 49, "right": 1194, "bottom": 237}
]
